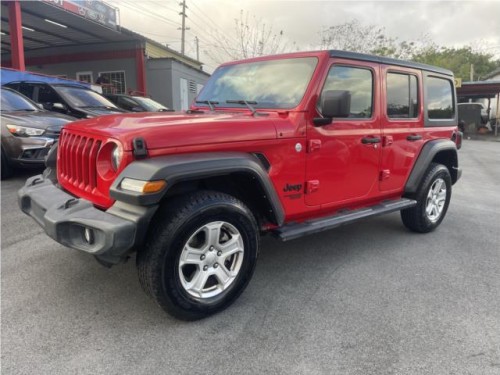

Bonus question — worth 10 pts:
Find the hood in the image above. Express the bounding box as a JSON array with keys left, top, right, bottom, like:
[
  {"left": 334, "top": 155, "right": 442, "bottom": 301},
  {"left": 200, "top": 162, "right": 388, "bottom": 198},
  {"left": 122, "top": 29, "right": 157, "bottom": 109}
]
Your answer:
[
  {"left": 81, "top": 107, "right": 128, "bottom": 117},
  {"left": 1, "top": 110, "right": 75, "bottom": 130},
  {"left": 64, "top": 111, "right": 280, "bottom": 151}
]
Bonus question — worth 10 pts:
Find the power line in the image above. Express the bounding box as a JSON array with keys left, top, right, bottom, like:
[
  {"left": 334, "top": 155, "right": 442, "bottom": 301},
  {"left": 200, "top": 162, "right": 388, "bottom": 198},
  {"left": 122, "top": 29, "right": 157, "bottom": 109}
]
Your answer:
[
  {"left": 188, "top": 1, "right": 240, "bottom": 46},
  {"left": 120, "top": 1, "right": 181, "bottom": 28}
]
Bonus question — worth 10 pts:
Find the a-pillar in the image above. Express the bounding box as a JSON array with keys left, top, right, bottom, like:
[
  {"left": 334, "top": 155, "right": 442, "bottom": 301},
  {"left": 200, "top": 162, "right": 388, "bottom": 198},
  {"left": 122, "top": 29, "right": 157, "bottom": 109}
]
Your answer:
[{"left": 8, "top": 0, "right": 25, "bottom": 71}]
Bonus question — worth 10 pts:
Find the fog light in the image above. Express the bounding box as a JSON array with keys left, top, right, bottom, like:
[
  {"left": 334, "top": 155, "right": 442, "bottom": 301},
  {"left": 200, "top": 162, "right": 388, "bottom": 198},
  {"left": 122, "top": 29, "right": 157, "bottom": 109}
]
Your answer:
[{"left": 84, "top": 227, "right": 94, "bottom": 245}]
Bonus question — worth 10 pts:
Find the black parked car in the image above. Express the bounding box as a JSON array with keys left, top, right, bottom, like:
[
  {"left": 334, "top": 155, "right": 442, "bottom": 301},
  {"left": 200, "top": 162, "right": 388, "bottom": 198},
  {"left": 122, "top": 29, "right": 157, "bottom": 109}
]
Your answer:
[
  {"left": 1, "top": 87, "right": 75, "bottom": 179},
  {"left": 3, "top": 81, "right": 127, "bottom": 119},
  {"left": 104, "top": 94, "right": 171, "bottom": 112}
]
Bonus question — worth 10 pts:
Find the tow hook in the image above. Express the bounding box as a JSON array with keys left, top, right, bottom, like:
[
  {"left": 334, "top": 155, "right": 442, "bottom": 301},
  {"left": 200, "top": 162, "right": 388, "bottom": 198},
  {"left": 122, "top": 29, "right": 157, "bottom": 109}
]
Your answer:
[{"left": 62, "top": 198, "right": 78, "bottom": 209}]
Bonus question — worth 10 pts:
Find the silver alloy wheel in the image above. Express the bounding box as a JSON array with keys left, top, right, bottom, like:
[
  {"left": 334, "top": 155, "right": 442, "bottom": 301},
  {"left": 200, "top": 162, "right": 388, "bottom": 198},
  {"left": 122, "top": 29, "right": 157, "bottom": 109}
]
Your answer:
[
  {"left": 178, "top": 221, "right": 244, "bottom": 299},
  {"left": 425, "top": 177, "right": 447, "bottom": 222}
]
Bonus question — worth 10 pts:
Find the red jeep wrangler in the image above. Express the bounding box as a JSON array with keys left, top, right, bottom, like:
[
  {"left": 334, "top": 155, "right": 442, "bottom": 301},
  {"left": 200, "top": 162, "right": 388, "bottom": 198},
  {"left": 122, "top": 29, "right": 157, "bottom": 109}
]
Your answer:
[{"left": 19, "top": 51, "right": 462, "bottom": 320}]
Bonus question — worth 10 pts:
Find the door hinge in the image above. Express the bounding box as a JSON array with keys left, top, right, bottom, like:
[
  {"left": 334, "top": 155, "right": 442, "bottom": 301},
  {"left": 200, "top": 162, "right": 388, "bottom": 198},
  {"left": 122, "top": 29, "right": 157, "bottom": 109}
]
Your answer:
[
  {"left": 307, "top": 139, "right": 322, "bottom": 153},
  {"left": 382, "top": 135, "right": 393, "bottom": 147},
  {"left": 380, "top": 170, "right": 391, "bottom": 181},
  {"left": 306, "top": 180, "right": 320, "bottom": 194}
]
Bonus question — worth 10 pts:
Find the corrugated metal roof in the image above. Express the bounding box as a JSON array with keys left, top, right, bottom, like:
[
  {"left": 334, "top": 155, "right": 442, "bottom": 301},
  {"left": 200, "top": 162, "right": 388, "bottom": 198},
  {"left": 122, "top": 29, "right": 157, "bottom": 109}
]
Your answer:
[{"left": 1, "top": 1, "right": 204, "bottom": 70}]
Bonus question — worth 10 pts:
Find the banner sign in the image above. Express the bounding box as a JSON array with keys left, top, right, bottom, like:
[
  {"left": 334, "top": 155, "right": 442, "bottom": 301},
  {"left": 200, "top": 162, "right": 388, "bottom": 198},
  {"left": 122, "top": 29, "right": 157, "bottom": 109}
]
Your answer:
[{"left": 41, "top": 0, "right": 118, "bottom": 30}]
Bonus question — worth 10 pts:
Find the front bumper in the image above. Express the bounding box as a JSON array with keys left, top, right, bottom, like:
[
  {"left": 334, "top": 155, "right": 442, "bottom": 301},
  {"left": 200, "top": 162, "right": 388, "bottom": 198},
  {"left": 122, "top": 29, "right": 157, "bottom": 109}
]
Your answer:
[
  {"left": 18, "top": 174, "right": 156, "bottom": 264},
  {"left": 3, "top": 136, "right": 56, "bottom": 167}
]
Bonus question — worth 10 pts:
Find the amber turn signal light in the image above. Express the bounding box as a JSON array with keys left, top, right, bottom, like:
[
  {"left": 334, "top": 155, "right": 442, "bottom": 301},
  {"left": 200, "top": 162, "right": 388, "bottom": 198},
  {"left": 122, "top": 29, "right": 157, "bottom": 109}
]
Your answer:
[{"left": 120, "top": 178, "right": 167, "bottom": 193}]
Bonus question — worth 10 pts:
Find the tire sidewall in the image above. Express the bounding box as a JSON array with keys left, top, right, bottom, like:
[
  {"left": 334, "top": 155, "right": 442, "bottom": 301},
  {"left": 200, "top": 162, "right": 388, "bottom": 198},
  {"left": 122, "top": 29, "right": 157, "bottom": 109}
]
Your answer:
[
  {"left": 158, "top": 201, "right": 258, "bottom": 316},
  {"left": 417, "top": 164, "right": 452, "bottom": 230}
]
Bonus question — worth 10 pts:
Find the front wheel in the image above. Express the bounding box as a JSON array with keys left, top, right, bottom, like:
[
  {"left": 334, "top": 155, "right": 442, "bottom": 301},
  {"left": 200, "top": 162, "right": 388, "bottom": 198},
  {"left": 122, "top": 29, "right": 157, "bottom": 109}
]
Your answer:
[
  {"left": 401, "top": 163, "right": 452, "bottom": 233},
  {"left": 137, "top": 191, "right": 259, "bottom": 320}
]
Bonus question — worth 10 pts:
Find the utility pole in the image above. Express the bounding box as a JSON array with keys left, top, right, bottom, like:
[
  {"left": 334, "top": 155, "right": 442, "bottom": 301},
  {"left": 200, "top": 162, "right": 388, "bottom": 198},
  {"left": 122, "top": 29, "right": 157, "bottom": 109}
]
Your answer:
[
  {"left": 195, "top": 36, "right": 199, "bottom": 61},
  {"left": 470, "top": 63, "right": 474, "bottom": 81},
  {"left": 179, "top": 0, "right": 189, "bottom": 55}
]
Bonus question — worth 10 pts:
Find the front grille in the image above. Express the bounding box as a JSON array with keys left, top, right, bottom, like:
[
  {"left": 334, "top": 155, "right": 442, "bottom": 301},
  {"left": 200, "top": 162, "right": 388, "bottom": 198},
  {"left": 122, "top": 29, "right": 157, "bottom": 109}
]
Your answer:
[{"left": 58, "top": 131, "right": 101, "bottom": 191}]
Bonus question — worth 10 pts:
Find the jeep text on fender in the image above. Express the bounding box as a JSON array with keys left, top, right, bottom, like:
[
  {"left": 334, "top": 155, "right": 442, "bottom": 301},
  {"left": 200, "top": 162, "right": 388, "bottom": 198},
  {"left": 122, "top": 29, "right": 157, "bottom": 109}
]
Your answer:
[{"left": 18, "top": 50, "right": 462, "bottom": 320}]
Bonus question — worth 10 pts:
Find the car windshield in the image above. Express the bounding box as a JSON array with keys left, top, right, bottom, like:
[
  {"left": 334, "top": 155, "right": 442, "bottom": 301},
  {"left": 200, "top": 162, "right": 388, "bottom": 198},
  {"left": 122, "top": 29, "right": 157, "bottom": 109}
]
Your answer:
[
  {"left": 196, "top": 57, "right": 318, "bottom": 109},
  {"left": 54, "top": 86, "right": 117, "bottom": 108},
  {"left": 1, "top": 89, "right": 39, "bottom": 111},
  {"left": 132, "top": 96, "right": 168, "bottom": 111}
]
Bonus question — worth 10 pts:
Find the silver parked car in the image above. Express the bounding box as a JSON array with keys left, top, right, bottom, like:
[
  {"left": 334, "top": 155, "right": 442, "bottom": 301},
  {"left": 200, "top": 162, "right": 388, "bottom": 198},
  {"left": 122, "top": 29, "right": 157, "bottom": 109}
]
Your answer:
[{"left": 1, "top": 87, "right": 74, "bottom": 179}]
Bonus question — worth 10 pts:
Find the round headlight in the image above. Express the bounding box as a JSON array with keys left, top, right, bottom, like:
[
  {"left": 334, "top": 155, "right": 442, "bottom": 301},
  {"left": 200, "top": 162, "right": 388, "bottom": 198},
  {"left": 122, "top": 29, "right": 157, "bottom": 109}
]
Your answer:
[
  {"left": 97, "top": 141, "right": 123, "bottom": 180},
  {"left": 111, "top": 144, "right": 122, "bottom": 171}
]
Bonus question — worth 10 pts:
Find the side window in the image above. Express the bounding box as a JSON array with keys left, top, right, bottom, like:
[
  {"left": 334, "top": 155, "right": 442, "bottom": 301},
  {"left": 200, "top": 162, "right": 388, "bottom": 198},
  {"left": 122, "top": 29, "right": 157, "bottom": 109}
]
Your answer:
[
  {"left": 37, "top": 85, "right": 60, "bottom": 104},
  {"left": 19, "top": 84, "right": 35, "bottom": 100},
  {"left": 119, "top": 97, "right": 138, "bottom": 110},
  {"left": 321, "top": 65, "right": 373, "bottom": 118},
  {"left": 427, "top": 77, "right": 454, "bottom": 119},
  {"left": 387, "top": 73, "right": 418, "bottom": 118}
]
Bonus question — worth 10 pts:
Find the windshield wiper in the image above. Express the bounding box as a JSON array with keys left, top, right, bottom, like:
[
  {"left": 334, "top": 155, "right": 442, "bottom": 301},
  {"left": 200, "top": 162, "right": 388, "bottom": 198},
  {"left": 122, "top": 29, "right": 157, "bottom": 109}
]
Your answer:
[
  {"left": 80, "top": 105, "right": 114, "bottom": 109},
  {"left": 195, "top": 100, "right": 219, "bottom": 111},
  {"left": 226, "top": 100, "right": 258, "bottom": 116},
  {"left": 12, "top": 108, "right": 36, "bottom": 112}
]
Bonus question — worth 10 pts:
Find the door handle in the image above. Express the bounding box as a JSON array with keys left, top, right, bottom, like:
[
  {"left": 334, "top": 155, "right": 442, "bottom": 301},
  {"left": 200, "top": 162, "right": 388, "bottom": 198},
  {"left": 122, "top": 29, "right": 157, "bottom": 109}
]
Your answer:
[
  {"left": 361, "top": 137, "right": 381, "bottom": 144},
  {"left": 407, "top": 134, "right": 422, "bottom": 141}
]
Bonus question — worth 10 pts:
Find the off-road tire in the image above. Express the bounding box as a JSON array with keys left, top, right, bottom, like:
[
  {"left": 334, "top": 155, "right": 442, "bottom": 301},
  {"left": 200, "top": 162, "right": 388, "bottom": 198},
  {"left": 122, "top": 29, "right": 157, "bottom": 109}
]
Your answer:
[
  {"left": 401, "top": 163, "right": 452, "bottom": 233},
  {"left": 137, "top": 190, "right": 259, "bottom": 320}
]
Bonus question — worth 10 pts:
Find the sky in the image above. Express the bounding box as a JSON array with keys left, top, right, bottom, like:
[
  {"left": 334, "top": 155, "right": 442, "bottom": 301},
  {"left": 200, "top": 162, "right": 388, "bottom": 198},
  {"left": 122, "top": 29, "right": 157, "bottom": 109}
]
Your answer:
[{"left": 113, "top": 0, "right": 500, "bottom": 72}]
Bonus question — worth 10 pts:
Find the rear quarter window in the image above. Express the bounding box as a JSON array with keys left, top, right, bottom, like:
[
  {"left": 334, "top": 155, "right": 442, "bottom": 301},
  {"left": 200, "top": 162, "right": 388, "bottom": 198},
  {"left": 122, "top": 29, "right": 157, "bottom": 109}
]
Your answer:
[
  {"left": 426, "top": 77, "right": 454, "bottom": 119},
  {"left": 423, "top": 73, "right": 457, "bottom": 127}
]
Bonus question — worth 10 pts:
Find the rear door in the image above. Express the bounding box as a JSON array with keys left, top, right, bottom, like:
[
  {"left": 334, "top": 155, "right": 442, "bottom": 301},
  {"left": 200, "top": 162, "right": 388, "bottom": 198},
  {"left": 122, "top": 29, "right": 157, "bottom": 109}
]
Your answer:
[
  {"left": 305, "top": 60, "right": 382, "bottom": 207},
  {"left": 379, "top": 66, "right": 424, "bottom": 192}
]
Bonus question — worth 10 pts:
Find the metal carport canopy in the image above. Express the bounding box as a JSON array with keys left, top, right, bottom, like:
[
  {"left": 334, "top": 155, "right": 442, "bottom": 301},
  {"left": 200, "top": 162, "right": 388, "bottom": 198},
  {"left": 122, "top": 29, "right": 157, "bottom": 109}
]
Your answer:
[
  {"left": 457, "top": 81, "right": 500, "bottom": 98},
  {"left": 0, "top": 1, "right": 134, "bottom": 57}
]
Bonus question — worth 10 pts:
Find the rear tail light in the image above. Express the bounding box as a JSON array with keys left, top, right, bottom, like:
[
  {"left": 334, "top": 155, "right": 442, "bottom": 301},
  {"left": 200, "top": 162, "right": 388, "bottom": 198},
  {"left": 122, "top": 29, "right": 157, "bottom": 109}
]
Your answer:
[{"left": 451, "top": 130, "right": 462, "bottom": 150}]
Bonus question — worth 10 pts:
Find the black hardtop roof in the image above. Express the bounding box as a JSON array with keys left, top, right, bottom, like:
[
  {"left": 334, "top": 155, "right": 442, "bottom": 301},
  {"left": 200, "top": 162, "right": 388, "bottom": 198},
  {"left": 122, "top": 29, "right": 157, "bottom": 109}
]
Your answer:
[{"left": 329, "top": 50, "right": 453, "bottom": 76}]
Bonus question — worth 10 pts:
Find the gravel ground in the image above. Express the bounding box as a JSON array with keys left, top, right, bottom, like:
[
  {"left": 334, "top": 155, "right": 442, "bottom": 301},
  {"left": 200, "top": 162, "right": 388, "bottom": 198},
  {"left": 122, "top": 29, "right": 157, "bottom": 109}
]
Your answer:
[{"left": 1, "top": 139, "right": 499, "bottom": 375}]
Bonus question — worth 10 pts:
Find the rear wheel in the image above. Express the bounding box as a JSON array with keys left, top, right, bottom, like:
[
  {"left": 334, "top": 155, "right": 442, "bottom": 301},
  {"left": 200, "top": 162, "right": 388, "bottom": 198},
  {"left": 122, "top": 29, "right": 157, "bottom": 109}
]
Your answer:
[
  {"left": 137, "top": 191, "right": 259, "bottom": 320},
  {"left": 401, "top": 163, "right": 452, "bottom": 233}
]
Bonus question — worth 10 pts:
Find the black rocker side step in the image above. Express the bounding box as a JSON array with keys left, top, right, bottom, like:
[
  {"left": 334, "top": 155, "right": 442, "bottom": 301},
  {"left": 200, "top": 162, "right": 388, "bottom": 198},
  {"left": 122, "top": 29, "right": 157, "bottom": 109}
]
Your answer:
[{"left": 274, "top": 198, "right": 417, "bottom": 241}]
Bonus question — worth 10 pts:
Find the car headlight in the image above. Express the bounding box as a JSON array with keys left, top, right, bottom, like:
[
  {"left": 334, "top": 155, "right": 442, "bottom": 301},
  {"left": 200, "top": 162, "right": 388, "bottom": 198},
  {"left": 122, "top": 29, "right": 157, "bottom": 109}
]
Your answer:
[
  {"left": 6, "top": 124, "right": 45, "bottom": 137},
  {"left": 111, "top": 144, "right": 122, "bottom": 171}
]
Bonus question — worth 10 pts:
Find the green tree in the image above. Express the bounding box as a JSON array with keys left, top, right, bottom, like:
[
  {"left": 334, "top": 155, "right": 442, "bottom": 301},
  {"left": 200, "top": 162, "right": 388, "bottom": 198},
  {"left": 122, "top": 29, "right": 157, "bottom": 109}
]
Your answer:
[{"left": 412, "top": 46, "right": 500, "bottom": 81}]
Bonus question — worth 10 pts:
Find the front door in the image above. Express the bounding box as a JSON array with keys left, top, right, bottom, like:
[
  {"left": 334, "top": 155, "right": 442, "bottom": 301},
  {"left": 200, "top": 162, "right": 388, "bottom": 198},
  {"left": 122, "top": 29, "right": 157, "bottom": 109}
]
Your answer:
[{"left": 305, "top": 61, "right": 381, "bottom": 207}]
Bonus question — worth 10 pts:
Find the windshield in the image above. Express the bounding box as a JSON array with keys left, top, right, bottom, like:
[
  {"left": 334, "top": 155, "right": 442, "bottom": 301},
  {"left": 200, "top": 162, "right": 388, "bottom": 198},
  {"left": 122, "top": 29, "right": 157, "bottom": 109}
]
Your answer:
[
  {"left": 54, "top": 86, "right": 118, "bottom": 108},
  {"left": 132, "top": 97, "right": 168, "bottom": 111},
  {"left": 1, "top": 89, "right": 39, "bottom": 111},
  {"left": 197, "top": 57, "right": 318, "bottom": 109}
]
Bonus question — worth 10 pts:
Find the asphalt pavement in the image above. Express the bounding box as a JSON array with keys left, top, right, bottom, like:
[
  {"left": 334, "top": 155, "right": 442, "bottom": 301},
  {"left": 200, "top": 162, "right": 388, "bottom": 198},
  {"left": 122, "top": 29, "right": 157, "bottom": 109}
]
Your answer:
[{"left": 1, "top": 140, "right": 500, "bottom": 375}]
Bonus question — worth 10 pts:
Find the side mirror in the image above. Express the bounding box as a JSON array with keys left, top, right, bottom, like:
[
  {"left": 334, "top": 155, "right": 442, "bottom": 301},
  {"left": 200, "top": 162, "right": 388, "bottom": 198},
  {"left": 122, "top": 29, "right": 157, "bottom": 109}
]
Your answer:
[
  {"left": 321, "top": 90, "right": 351, "bottom": 118},
  {"left": 37, "top": 103, "right": 44, "bottom": 110},
  {"left": 52, "top": 103, "right": 66, "bottom": 111}
]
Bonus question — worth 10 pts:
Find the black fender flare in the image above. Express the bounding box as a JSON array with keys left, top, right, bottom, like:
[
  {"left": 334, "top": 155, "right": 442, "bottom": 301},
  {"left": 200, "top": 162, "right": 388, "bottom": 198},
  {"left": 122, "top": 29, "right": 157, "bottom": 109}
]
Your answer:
[
  {"left": 109, "top": 152, "right": 285, "bottom": 225},
  {"left": 405, "top": 139, "right": 460, "bottom": 194}
]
